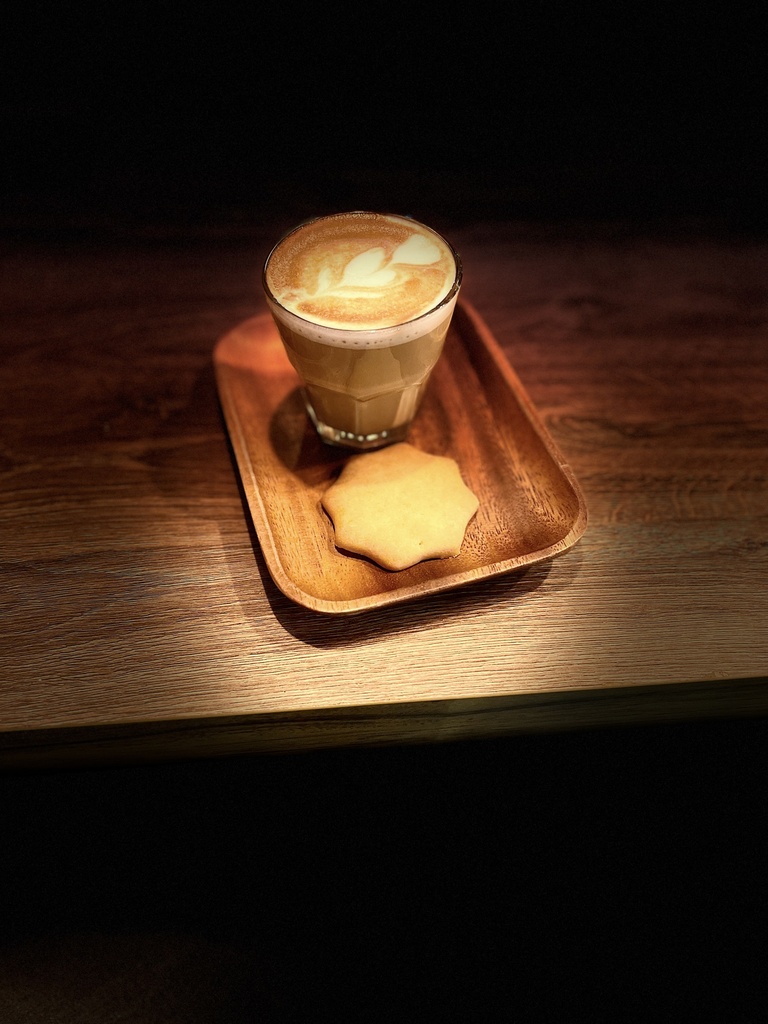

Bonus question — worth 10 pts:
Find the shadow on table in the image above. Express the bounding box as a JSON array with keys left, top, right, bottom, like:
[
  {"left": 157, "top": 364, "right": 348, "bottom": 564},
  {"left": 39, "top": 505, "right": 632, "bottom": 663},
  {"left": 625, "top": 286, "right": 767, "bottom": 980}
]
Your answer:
[{"left": 266, "top": 557, "right": 557, "bottom": 647}]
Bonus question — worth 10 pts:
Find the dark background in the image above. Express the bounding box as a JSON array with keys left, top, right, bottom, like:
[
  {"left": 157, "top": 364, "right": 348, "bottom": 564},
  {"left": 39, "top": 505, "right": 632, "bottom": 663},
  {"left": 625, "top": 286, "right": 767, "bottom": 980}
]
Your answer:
[
  {"left": 2, "top": 2, "right": 766, "bottom": 231},
  {"left": 3, "top": 723, "right": 768, "bottom": 1020},
  {"left": 3, "top": 5, "right": 768, "bottom": 1019}
]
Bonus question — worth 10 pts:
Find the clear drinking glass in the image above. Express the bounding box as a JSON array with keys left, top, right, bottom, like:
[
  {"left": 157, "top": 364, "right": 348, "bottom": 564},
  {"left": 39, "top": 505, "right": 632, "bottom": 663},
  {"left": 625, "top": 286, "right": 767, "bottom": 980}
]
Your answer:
[{"left": 263, "top": 212, "right": 462, "bottom": 450}]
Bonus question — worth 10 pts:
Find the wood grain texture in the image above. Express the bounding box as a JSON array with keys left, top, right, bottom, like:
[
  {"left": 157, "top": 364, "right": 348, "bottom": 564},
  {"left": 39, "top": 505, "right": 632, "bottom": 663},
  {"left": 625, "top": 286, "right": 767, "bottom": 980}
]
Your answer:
[{"left": 1, "top": 219, "right": 767, "bottom": 766}]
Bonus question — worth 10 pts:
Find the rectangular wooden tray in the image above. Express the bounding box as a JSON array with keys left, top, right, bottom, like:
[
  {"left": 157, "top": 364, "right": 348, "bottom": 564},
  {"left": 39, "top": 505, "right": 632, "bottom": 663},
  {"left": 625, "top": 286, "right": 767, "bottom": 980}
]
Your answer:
[{"left": 213, "top": 300, "right": 587, "bottom": 613}]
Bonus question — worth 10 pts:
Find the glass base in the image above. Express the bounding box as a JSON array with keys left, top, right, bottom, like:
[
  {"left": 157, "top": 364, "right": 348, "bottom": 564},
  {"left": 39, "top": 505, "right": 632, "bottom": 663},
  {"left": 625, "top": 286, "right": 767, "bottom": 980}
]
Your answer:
[{"left": 306, "top": 404, "right": 410, "bottom": 451}]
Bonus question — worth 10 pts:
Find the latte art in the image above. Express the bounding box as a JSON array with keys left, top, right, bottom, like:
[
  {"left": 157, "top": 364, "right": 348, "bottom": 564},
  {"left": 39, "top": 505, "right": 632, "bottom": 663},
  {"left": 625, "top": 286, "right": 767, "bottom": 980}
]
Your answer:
[{"left": 264, "top": 212, "right": 458, "bottom": 331}]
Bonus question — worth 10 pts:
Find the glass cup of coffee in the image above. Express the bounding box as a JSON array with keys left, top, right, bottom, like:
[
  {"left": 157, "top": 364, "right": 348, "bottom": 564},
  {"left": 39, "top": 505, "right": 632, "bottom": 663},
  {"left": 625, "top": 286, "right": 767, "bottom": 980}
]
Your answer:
[{"left": 262, "top": 211, "right": 462, "bottom": 450}]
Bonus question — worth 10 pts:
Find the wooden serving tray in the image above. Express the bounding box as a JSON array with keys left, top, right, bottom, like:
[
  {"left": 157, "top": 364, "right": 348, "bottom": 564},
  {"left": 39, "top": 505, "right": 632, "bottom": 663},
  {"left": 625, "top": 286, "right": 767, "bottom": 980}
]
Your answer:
[{"left": 213, "top": 300, "right": 587, "bottom": 614}]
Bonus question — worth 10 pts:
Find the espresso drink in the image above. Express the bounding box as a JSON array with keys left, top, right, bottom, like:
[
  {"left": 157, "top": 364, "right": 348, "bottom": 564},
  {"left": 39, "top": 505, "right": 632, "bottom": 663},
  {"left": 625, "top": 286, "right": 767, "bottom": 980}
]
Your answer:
[{"left": 263, "top": 212, "right": 461, "bottom": 449}]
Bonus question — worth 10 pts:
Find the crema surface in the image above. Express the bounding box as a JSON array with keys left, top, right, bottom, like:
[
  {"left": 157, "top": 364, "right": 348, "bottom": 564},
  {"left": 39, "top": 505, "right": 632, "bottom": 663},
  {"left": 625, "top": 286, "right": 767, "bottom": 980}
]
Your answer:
[{"left": 264, "top": 212, "right": 458, "bottom": 332}]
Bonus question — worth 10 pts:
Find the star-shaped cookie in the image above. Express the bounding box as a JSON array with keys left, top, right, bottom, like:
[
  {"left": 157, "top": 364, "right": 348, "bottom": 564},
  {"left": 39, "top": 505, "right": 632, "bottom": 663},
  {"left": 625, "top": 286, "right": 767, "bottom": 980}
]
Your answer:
[{"left": 322, "top": 443, "right": 479, "bottom": 571}]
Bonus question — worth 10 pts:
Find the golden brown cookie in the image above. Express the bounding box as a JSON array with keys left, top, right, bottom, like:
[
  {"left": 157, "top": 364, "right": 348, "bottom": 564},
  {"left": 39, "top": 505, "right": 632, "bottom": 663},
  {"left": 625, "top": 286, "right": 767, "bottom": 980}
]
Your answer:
[{"left": 322, "top": 443, "right": 479, "bottom": 571}]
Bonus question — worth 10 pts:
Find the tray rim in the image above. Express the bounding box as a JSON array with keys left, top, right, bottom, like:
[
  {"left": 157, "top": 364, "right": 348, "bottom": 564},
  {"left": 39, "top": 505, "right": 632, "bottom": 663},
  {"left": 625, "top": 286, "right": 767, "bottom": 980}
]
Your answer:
[{"left": 214, "top": 299, "right": 588, "bottom": 614}]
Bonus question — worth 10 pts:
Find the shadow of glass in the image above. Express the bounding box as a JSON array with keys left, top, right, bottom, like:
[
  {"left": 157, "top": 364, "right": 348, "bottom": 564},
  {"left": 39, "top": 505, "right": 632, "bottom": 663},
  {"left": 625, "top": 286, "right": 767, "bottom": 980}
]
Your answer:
[{"left": 267, "top": 386, "right": 346, "bottom": 484}]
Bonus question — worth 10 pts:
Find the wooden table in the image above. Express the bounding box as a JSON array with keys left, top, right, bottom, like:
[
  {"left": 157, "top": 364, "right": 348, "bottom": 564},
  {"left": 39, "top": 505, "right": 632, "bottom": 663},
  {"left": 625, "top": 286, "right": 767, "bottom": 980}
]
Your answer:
[{"left": 2, "top": 213, "right": 767, "bottom": 770}]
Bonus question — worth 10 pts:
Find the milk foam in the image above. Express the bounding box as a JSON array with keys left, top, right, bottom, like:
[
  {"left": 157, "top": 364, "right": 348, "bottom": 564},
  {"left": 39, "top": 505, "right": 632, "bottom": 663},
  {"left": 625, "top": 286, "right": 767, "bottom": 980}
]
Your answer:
[{"left": 264, "top": 212, "right": 461, "bottom": 347}]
